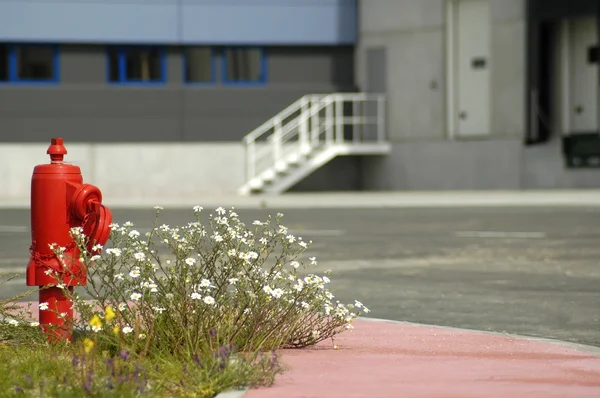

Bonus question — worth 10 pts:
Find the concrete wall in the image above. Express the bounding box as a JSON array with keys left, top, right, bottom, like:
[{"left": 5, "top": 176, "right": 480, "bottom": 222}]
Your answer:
[
  {"left": 356, "top": 0, "right": 525, "bottom": 142},
  {"left": 0, "top": 45, "right": 355, "bottom": 143},
  {"left": 1, "top": 142, "right": 245, "bottom": 203},
  {"left": 0, "top": 0, "right": 357, "bottom": 45},
  {"left": 354, "top": 0, "right": 600, "bottom": 190}
]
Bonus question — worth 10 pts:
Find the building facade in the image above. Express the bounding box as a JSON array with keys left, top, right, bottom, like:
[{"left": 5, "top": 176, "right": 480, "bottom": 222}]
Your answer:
[
  {"left": 2, "top": 0, "right": 600, "bottom": 203},
  {"left": 356, "top": 0, "right": 600, "bottom": 191}
]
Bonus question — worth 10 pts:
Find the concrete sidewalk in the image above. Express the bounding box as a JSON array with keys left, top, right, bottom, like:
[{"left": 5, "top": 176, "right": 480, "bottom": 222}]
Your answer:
[
  {"left": 246, "top": 318, "right": 600, "bottom": 398},
  {"left": 4, "top": 190, "right": 600, "bottom": 209}
]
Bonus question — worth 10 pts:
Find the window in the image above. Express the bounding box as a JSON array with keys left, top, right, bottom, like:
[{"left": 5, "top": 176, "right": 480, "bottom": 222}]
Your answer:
[
  {"left": 184, "top": 47, "right": 215, "bottom": 84},
  {"left": 223, "top": 48, "right": 266, "bottom": 85},
  {"left": 107, "top": 47, "right": 166, "bottom": 84},
  {"left": 0, "top": 44, "right": 59, "bottom": 84}
]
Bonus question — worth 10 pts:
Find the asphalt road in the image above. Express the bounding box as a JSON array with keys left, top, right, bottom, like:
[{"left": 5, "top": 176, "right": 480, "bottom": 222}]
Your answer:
[{"left": 1, "top": 206, "right": 599, "bottom": 347}]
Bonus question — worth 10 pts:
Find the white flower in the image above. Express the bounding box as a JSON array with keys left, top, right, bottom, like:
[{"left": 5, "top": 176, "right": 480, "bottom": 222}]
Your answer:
[
  {"left": 129, "top": 230, "right": 140, "bottom": 238},
  {"left": 325, "top": 291, "right": 334, "bottom": 299},
  {"left": 228, "top": 278, "right": 239, "bottom": 285},
  {"left": 44, "top": 269, "right": 54, "bottom": 276},
  {"left": 215, "top": 207, "right": 226, "bottom": 215},
  {"left": 90, "top": 255, "right": 101, "bottom": 262},
  {"left": 271, "top": 288, "right": 284, "bottom": 299},
  {"left": 185, "top": 257, "right": 197, "bottom": 266},
  {"left": 138, "top": 333, "right": 147, "bottom": 340},
  {"left": 345, "top": 323, "right": 354, "bottom": 330},
  {"left": 212, "top": 233, "right": 223, "bottom": 242},
  {"left": 129, "top": 268, "right": 141, "bottom": 278},
  {"left": 309, "top": 257, "right": 317, "bottom": 265},
  {"left": 130, "top": 292, "right": 142, "bottom": 301},
  {"left": 193, "top": 205, "right": 203, "bottom": 213},
  {"left": 106, "top": 248, "right": 122, "bottom": 257},
  {"left": 263, "top": 286, "right": 273, "bottom": 295},
  {"left": 154, "top": 205, "right": 164, "bottom": 210},
  {"left": 147, "top": 283, "right": 158, "bottom": 293},
  {"left": 118, "top": 303, "right": 127, "bottom": 311},
  {"left": 165, "top": 293, "right": 174, "bottom": 300},
  {"left": 134, "top": 252, "right": 145, "bottom": 261},
  {"left": 91, "top": 244, "right": 103, "bottom": 252},
  {"left": 191, "top": 292, "right": 202, "bottom": 300},
  {"left": 299, "top": 241, "right": 308, "bottom": 248},
  {"left": 301, "top": 301, "right": 310, "bottom": 309},
  {"left": 114, "top": 273, "right": 124, "bottom": 280},
  {"left": 8, "top": 319, "right": 18, "bottom": 326},
  {"left": 259, "top": 237, "right": 268, "bottom": 245},
  {"left": 30, "top": 321, "right": 39, "bottom": 327},
  {"left": 227, "top": 249, "right": 237, "bottom": 256},
  {"left": 199, "top": 279, "right": 212, "bottom": 288},
  {"left": 354, "top": 300, "right": 364, "bottom": 309},
  {"left": 203, "top": 296, "right": 216, "bottom": 305},
  {"left": 253, "top": 220, "right": 263, "bottom": 226},
  {"left": 363, "top": 307, "right": 371, "bottom": 313},
  {"left": 39, "top": 302, "right": 49, "bottom": 311},
  {"left": 246, "top": 251, "right": 258, "bottom": 260},
  {"left": 92, "top": 325, "right": 102, "bottom": 333},
  {"left": 59, "top": 312, "right": 67, "bottom": 318},
  {"left": 109, "top": 223, "right": 120, "bottom": 230},
  {"left": 153, "top": 307, "right": 166, "bottom": 314},
  {"left": 323, "top": 276, "right": 331, "bottom": 284},
  {"left": 293, "top": 281, "right": 304, "bottom": 291},
  {"left": 286, "top": 234, "right": 296, "bottom": 243},
  {"left": 123, "top": 221, "right": 134, "bottom": 227},
  {"left": 290, "top": 261, "right": 300, "bottom": 269},
  {"left": 312, "top": 330, "right": 320, "bottom": 338},
  {"left": 122, "top": 326, "right": 134, "bottom": 334}
]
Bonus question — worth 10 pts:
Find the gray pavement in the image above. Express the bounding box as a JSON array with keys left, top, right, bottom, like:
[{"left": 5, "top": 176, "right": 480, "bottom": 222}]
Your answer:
[{"left": 1, "top": 205, "right": 600, "bottom": 348}]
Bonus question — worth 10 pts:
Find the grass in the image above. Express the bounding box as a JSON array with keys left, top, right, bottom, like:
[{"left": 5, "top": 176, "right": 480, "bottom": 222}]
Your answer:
[{"left": 0, "top": 320, "right": 282, "bottom": 397}]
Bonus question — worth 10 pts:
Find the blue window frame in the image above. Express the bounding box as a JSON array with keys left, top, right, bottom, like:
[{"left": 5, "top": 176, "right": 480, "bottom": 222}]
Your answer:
[
  {"left": 107, "top": 46, "right": 166, "bottom": 85},
  {"left": 222, "top": 47, "right": 267, "bottom": 86},
  {"left": 183, "top": 46, "right": 216, "bottom": 85},
  {"left": 0, "top": 43, "right": 59, "bottom": 85}
]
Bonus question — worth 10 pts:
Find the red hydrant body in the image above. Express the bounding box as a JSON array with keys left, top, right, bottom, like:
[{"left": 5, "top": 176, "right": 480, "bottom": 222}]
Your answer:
[{"left": 26, "top": 138, "right": 112, "bottom": 341}]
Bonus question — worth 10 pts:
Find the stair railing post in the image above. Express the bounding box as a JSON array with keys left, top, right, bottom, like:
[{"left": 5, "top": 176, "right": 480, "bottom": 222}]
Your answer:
[
  {"left": 377, "top": 95, "right": 386, "bottom": 143},
  {"left": 299, "top": 97, "right": 310, "bottom": 154},
  {"left": 335, "top": 94, "right": 343, "bottom": 144},
  {"left": 273, "top": 117, "right": 283, "bottom": 168},
  {"left": 325, "top": 96, "right": 333, "bottom": 145}
]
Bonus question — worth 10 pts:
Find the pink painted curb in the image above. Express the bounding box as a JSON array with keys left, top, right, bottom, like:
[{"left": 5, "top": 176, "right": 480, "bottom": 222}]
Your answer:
[{"left": 245, "top": 318, "right": 600, "bottom": 398}]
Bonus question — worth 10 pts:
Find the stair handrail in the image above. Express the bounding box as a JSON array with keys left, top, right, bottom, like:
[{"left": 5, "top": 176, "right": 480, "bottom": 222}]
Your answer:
[
  {"left": 243, "top": 94, "right": 331, "bottom": 183},
  {"left": 242, "top": 94, "right": 327, "bottom": 144},
  {"left": 241, "top": 92, "right": 387, "bottom": 192}
]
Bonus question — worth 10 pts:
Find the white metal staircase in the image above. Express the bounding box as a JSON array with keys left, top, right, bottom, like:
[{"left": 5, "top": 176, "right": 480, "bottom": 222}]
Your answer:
[{"left": 237, "top": 93, "right": 390, "bottom": 195}]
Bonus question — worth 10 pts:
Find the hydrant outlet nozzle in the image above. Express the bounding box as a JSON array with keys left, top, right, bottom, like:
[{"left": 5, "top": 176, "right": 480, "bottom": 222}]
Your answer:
[{"left": 47, "top": 137, "right": 67, "bottom": 163}]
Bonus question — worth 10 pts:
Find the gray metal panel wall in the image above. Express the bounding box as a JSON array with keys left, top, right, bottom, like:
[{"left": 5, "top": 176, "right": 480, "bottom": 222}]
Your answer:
[
  {"left": 0, "top": 0, "right": 357, "bottom": 45},
  {"left": 0, "top": 45, "right": 355, "bottom": 143}
]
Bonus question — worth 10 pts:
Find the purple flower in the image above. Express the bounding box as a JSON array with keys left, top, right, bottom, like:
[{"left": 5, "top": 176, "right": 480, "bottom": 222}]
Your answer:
[{"left": 119, "top": 350, "right": 130, "bottom": 361}]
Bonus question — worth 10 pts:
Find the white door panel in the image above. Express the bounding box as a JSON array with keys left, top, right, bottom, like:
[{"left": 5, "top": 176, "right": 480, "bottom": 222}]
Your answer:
[
  {"left": 569, "top": 17, "right": 598, "bottom": 132},
  {"left": 455, "top": 0, "right": 491, "bottom": 137}
]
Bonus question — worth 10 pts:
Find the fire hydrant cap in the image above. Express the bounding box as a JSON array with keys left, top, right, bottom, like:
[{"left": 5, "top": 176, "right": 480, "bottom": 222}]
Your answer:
[{"left": 47, "top": 138, "right": 68, "bottom": 162}]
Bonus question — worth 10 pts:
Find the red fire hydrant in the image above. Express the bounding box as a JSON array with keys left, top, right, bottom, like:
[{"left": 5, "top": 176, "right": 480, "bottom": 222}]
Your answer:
[{"left": 26, "top": 138, "right": 112, "bottom": 341}]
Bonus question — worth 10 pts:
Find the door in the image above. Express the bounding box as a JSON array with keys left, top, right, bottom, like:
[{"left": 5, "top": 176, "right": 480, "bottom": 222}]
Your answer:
[
  {"left": 568, "top": 17, "right": 598, "bottom": 133},
  {"left": 453, "top": 0, "right": 491, "bottom": 137}
]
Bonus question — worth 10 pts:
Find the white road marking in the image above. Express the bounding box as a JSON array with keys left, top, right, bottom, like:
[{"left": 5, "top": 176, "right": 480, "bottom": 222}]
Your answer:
[
  {"left": 455, "top": 231, "right": 547, "bottom": 239},
  {"left": 0, "top": 225, "right": 28, "bottom": 233}
]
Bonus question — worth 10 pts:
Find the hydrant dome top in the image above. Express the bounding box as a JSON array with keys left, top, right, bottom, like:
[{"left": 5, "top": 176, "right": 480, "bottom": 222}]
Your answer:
[{"left": 47, "top": 137, "right": 67, "bottom": 162}]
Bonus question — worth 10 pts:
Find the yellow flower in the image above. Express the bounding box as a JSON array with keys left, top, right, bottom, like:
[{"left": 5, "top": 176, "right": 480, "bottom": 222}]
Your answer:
[
  {"left": 105, "top": 306, "right": 116, "bottom": 322},
  {"left": 89, "top": 314, "right": 102, "bottom": 329},
  {"left": 112, "top": 326, "right": 120, "bottom": 335},
  {"left": 83, "top": 338, "right": 94, "bottom": 353}
]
